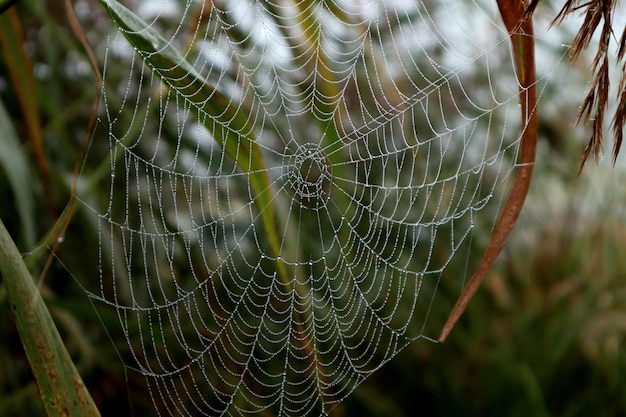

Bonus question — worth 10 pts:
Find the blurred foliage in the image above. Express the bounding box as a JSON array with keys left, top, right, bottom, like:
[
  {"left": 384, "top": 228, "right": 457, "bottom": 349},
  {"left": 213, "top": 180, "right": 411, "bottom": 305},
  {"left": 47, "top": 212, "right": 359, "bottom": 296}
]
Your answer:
[
  {"left": 0, "top": 0, "right": 625, "bottom": 416},
  {"left": 343, "top": 164, "right": 626, "bottom": 417}
]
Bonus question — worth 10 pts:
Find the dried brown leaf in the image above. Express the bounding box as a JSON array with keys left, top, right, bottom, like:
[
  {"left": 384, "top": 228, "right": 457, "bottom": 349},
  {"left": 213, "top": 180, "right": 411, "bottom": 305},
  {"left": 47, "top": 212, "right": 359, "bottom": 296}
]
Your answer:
[
  {"left": 439, "top": 0, "right": 538, "bottom": 342},
  {"left": 618, "top": 27, "right": 626, "bottom": 60},
  {"left": 612, "top": 74, "right": 626, "bottom": 163},
  {"left": 547, "top": 0, "right": 624, "bottom": 171}
]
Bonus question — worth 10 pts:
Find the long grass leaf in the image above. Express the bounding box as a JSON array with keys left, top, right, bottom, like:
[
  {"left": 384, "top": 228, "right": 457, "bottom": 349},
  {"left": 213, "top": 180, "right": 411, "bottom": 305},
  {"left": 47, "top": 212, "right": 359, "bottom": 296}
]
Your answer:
[
  {"left": 439, "top": 0, "right": 538, "bottom": 342},
  {"left": 0, "top": 99, "right": 36, "bottom": 248},
  {"left": 0, "top": 219, "right": 101, "bottom": 416},
  {"left": 97, "top": 0, "right": 289, "bottom": 286},
  {"left": 0, "top": 10, "right": 53, "bottom": 215}
]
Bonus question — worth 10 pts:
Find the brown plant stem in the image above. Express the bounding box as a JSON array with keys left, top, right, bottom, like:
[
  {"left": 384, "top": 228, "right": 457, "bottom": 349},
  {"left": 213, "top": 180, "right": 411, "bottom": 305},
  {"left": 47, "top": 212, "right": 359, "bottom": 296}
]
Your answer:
[
  {"left": 438, "top": 0, "right": 538, "bottom": 342},
  {"left": 0, "top": 9, "right": 54, "bottom": 219},
  {"left": 38, "top": 0, "right": 103, "bottom": 287}
]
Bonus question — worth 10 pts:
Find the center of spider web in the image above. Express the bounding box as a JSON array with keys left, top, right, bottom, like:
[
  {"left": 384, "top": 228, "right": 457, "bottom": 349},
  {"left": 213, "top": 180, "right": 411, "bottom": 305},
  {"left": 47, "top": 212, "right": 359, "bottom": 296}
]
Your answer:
[{"left": 283, "top": 143, "right": 332, "bottom": 210}]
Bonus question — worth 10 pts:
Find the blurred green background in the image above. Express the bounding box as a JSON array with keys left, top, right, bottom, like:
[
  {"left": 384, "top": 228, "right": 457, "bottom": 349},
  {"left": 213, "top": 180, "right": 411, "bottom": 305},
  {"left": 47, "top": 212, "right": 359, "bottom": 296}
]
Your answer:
[{"left": 1, "top": 0, "right": 625, "bottom": 416}]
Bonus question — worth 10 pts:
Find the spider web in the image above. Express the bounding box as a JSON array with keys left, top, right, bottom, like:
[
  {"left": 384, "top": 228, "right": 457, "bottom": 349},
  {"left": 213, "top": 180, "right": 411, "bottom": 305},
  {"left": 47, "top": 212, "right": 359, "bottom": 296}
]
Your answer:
[{"left": 72, "top": 0, "right": 564, "bottom": 415}]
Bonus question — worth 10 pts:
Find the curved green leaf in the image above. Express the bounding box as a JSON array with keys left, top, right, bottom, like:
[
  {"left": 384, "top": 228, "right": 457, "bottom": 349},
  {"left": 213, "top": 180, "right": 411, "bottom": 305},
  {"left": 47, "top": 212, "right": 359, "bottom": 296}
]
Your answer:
[{"left": 97, "top": 0, "right": 289, "bottom": 286}]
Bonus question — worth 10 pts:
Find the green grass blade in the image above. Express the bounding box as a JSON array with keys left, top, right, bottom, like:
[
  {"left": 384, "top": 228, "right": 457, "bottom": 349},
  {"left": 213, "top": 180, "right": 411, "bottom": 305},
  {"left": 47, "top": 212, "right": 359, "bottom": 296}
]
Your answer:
[
  {"left": 0, "top": 98, "right": 36, "bottom": 248},
  {"left": 0, "top": 219, "right": 101, "bottom": 416},
  {"left": 0, "top": 10, "right": 53, "bottom": 215},
  {"left": 97, "top": 0, "right": 289, "bottom": 286}
]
